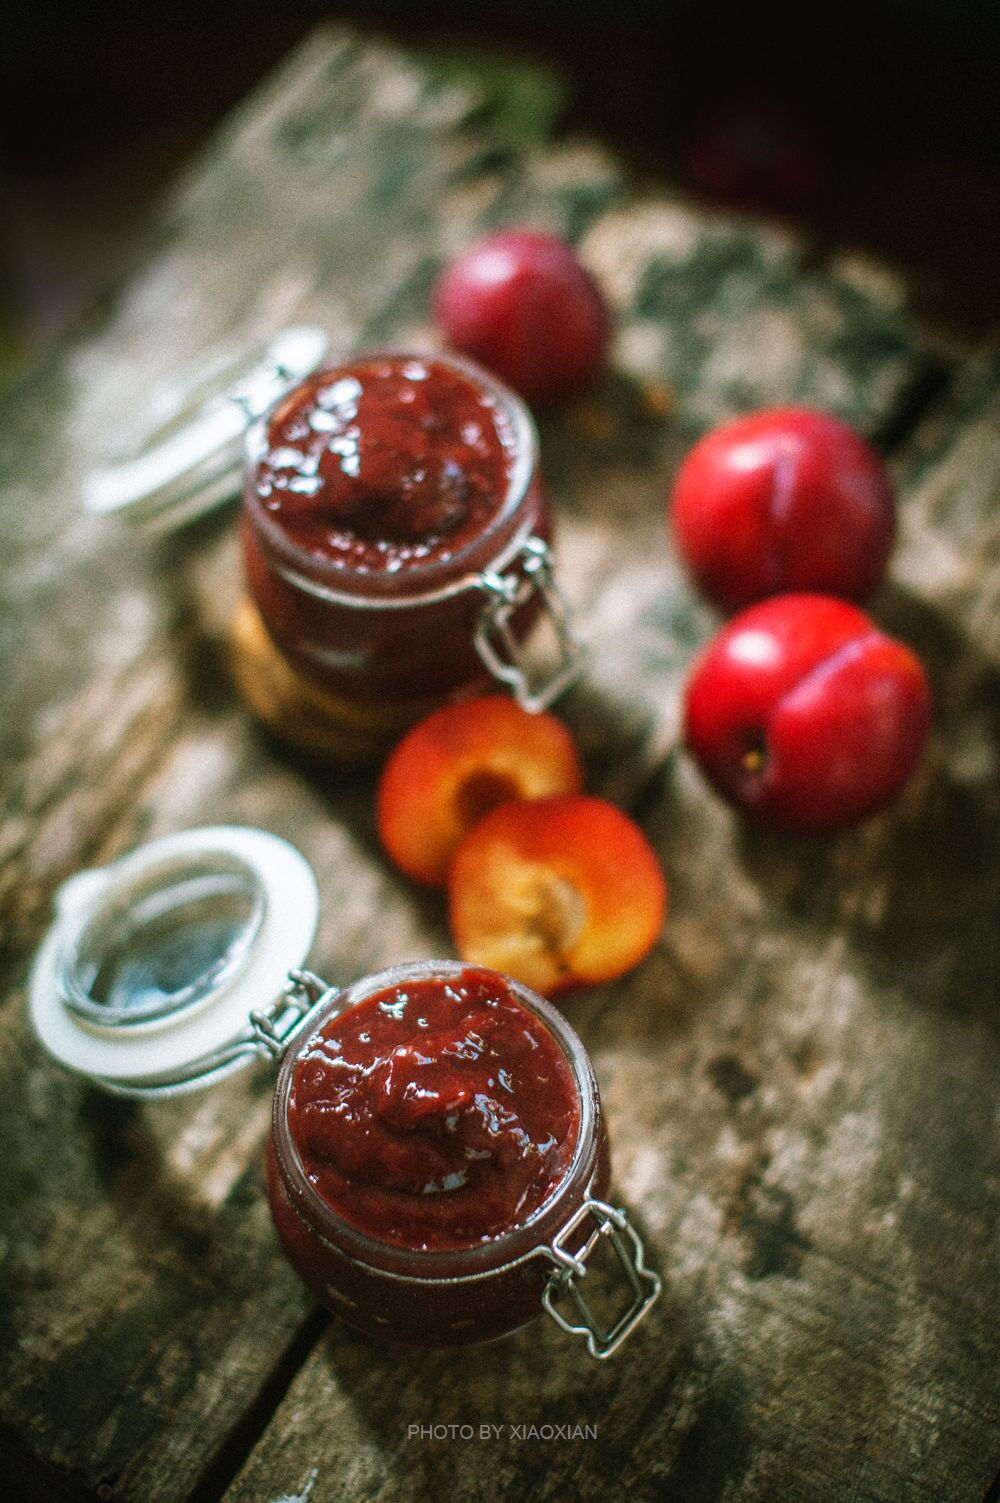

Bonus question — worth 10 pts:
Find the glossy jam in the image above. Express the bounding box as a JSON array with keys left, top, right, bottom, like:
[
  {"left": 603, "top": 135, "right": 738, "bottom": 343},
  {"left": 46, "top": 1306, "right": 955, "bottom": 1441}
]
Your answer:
[
  {"left": 255, "top": 356, "right": 516, "bottom": 574},
  {"left": 286, "top": 970, "right": 579, "bottom": 1251},
  {"left": 242, "top": 353, "right": 548, "bottom": 706},
  {"left": 267, "top": 963, "right": 608, "bottom": 1346}
]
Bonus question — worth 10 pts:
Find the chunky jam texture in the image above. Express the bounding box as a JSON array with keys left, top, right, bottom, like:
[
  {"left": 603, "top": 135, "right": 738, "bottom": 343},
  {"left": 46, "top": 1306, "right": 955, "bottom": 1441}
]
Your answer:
[
  {"left": 255, "top": 356, "right": 516, "bottom": 573},
  {"left": 287, "top": 970, "right": 579, "bottom": 1251}
]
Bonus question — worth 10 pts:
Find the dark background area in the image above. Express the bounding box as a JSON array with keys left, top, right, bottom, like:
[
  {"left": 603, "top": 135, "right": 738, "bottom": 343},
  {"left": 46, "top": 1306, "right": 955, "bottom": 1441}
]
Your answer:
[{"left": 1, "top": 0, "right": 997, "bottom": 381}]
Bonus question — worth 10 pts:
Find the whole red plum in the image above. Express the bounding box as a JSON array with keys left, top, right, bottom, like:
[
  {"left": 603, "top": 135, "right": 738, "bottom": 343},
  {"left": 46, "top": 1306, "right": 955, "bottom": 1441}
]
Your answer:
[
  {"left": 684, "top": 593, "right": 930, "bottom": 833},
  {"left": 433, "top": 229, "right": 609, "bottom": 406},
  {"left": 671, "top": 408, "right": 896, "bottom": 611}
]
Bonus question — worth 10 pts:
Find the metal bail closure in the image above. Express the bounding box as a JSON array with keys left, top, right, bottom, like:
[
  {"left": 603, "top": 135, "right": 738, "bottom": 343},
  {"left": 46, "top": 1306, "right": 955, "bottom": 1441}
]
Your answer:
[
  {"left": 473, "top": 536, "right": 587, "bottom": 712},
  {"left": 540, "top": 1196, "right": 661, "bottom": 1359},
  {"left": 81, "top": 326, "right": 330, "bottom": 532},
  {"left": 247, "top": 969, "right": 339, "bottom": 1062}
]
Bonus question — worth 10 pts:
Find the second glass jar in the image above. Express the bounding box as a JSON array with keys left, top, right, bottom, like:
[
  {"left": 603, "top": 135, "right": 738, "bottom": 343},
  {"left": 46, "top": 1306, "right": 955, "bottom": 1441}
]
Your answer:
[{"left": 240, "top": 351, "right": 581, "bottom": 721}]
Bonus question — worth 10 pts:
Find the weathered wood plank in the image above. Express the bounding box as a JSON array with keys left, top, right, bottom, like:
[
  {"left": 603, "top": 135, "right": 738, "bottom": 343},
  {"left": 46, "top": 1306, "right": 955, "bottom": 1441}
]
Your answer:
[
  {"left": 892, "top": 347, "right": 1000, "bottom": 668},
  {"left": 584, "top": 205, "right": 941, "bottom": 439},
  {"left": 1, "top": 20, "right": 996, "bottom": 1503}
]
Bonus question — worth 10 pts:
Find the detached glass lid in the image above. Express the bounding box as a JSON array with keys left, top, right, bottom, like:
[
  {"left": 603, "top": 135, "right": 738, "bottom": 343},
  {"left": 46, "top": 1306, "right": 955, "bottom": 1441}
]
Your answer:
[{"left": 29, "top": 827, "right": 321, "bottom": 1097}]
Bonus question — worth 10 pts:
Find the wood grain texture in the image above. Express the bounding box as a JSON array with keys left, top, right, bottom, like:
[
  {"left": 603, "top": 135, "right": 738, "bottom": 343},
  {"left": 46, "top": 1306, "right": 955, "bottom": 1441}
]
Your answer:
[
  {"left": 0, "top": 23, "right": 997, "bottom": 1503},
  {"left": 893, "top": 347, "right": 1000, "bottom": 668}
]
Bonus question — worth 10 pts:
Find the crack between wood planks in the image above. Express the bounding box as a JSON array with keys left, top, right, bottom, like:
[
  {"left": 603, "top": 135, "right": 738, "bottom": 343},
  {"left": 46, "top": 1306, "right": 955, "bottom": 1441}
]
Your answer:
[
  {"left": 185, "top": 1306, "right": 329, "bottom": 1503},
  {"left": 612, "top": 741, "right": 682, "bottom": 830}
]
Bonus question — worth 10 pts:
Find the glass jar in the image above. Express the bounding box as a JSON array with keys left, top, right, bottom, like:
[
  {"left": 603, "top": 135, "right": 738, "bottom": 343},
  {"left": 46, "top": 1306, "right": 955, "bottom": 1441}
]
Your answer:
[
  {"left": 82, "top": 333, "right": 585, "bottom": 753},
  {"left": 241, "top": 351, "right": 580, "bottom": 715},
  {"left": 29, "top": 828, "right": 660, "bottom": 1359},
  {"left": 267, "top": 960, "right": 627, "bottom": 1349}
]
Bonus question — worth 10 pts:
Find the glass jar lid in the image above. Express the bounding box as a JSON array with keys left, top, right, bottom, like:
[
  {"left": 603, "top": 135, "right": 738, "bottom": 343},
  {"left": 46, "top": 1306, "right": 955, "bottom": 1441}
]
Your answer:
[
  {"left": 81, "top": 327, "right": 329, "bottom": 531},
  {"left": 29, "top": 826, "right": 320, "bottom": 1095}
]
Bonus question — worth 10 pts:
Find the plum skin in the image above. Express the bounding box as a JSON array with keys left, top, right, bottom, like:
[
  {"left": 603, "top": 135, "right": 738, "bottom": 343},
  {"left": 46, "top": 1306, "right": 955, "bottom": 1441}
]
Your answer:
[
  {"left": 671, "top": 408, "right": 896, "bottom": 612},
  {"left": 684, "top": 594, "right": 930, "bottom": 833},
  {"left": 433, "top": 229, "right": 609, "bottom": 407}
]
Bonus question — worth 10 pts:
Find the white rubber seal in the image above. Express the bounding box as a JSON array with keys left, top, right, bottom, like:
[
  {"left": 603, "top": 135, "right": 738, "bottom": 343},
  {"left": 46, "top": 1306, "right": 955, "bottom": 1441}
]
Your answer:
[{"left": 29, "top": 826, "right": 319, "bottom": 1086}]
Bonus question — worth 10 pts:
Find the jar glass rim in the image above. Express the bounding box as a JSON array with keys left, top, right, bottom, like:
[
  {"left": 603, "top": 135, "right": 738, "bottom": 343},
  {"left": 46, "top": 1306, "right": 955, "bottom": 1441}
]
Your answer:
[
  {"left": 270, "top": 959, "right": 600, "bottom": 1280},
  {"left": 242, "top": 349, "right": 539, "bottom": 600}
]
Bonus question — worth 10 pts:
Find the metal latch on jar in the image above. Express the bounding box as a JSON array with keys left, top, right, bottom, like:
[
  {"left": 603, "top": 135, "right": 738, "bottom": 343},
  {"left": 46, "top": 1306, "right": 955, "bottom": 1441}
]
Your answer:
[
  {"left": 82, "top": 970, "right": 338, "bottom": 1101},
  {"left": 474, "top": 536, "right": 587, "bottom": 713},
  {"left": 539, "top": 1196, "right": 661, "bottom": 1358},
  {"left": 247, "top": 970, "right": 340, "bottom": 1060}
]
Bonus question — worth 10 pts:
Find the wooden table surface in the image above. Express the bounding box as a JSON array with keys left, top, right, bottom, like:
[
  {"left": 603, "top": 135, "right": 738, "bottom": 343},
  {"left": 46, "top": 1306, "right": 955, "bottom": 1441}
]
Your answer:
[{"left": 2, "top": 27, "right": 998, "bottom": 1503}]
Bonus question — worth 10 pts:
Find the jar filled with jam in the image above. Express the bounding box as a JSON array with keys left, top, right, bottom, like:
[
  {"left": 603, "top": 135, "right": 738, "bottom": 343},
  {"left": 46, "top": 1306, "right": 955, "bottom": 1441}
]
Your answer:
[
  {"left": 29, "top": 828, "right": 660, "bottom": 1358},
  {"left": 268, "top": 961, "right": 625, "bottom": 1349},
  {"left": 82, "top": 331, "right": 584, "bottom": 757}
]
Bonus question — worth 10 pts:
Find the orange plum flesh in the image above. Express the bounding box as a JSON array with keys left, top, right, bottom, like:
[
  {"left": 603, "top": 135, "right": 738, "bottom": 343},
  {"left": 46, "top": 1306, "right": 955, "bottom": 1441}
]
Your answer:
[
  {"left": 449, "top": 795, "right": 667, "bottom": 995},
  {"left": 376, "top": 697, "right": 583, "bottom": 887}
]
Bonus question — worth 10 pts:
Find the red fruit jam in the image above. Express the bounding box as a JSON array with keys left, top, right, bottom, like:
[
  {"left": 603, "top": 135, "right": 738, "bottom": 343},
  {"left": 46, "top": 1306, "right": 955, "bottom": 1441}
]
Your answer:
[
  {"left": 241, "top": 353, "right": 549, "bottom": 706},
  {"left": 267, "top": 962, "right": 608, "bottom": 1345},
  {"left": 286, "top": 969, "right": 579, "bottom": 1251},
  {"left": 254, "top": 356, "right": 516, "bottom": 574}
]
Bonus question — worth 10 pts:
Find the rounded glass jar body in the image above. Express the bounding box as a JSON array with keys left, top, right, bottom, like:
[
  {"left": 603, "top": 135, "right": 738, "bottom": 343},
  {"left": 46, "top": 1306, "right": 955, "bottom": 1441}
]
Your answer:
[
  {"left": 267, "top": 961, "right": 610, "bottom": 1347},
  {"left": 241, "top": 352, "right": 550, "bottom": 707}
]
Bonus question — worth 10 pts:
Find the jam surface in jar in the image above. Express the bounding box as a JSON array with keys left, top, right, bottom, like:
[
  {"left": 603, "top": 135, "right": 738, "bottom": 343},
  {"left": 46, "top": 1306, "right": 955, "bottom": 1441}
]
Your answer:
[
  {"left": 286, "top": 968, "right": 580, "bottom": 1251},
  {"left": 254, "top": 355, "right": 517, "bottom": 574}
]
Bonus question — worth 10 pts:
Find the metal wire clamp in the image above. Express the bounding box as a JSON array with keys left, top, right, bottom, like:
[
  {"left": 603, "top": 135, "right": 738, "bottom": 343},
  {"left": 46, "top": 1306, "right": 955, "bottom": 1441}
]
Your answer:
[
  {"left": 248, "top": 969, "right": 340, "bottom": 1060},
  {"left": 474, "top": 536, "right": 586, "bottom": 712},
  {"left": 540, "top": 1196, "right": 661, "bottom": 1359}
]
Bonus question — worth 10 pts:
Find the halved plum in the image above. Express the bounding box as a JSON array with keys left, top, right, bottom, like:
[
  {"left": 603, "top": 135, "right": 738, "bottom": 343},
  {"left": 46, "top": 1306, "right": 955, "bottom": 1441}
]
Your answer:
[
  {"left": 376, "top": 696, "right": 583, "bottom": 886},
  {"left": 448, "top": 795, "right": 667, "bottom": 995}
]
